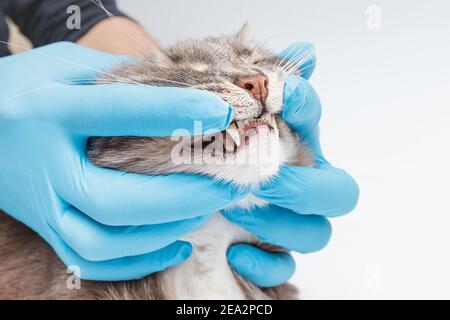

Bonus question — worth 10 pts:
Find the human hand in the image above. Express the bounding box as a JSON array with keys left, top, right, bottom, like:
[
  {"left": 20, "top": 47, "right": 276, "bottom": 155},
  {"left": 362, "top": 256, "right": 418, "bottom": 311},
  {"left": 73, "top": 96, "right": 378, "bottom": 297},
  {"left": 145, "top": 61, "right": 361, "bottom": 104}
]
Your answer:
[
  {"left": 0, "top": 42, "right": 247, "bottom": 281},
  {"left": 224, "top": 43, "right": 359, "bottom": 287}
]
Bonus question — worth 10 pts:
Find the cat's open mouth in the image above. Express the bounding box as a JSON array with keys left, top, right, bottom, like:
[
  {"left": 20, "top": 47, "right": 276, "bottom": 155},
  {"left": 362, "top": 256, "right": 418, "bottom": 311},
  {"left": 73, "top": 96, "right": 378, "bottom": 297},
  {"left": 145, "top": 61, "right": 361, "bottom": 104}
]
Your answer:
[
  {"left": 198, "top": 114, "right": 277, "bottom": 155},
  {"left": 194, "top": 112, "right": 279, "bottom": 158},
  {"left": 222, "top": 113, "right": 277, "bottom": 154}
]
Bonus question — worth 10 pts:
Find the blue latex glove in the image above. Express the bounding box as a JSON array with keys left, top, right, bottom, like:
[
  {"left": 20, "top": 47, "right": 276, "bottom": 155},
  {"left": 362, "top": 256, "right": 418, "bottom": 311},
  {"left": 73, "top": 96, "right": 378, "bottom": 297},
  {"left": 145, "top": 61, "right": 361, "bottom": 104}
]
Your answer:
[
  {"left": 0, "top": 42, "right": 247, "bottom": 281},
  {"left": 224, "top": 43, "right": 359, "bottom": 287}
]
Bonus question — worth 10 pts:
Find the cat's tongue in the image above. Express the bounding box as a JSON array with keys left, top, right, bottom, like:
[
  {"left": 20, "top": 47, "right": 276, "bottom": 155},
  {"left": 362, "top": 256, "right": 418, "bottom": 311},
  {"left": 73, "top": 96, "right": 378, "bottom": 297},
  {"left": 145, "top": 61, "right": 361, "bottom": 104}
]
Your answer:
[{"left": 224, "top": 114, "right": 277, "bottom": 153}]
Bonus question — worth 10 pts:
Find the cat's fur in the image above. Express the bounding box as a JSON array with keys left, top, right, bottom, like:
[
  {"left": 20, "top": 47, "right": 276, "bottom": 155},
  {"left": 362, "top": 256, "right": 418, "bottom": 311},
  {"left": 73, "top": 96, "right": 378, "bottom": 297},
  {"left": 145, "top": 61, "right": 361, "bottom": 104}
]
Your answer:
[{"left": 0, "top": 26, "right": 313, "bottom": 299}]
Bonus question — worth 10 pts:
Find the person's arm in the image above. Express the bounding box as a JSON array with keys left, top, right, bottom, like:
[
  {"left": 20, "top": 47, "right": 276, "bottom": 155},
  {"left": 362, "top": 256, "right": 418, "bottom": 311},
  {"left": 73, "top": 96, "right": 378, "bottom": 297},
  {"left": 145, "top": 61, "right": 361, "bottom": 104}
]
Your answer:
[
  {"left": 1, "top": 0, "right": 157, "bottom": 55},
  {"left": 0, "top": 0, "right": 152, "bottom": 52},
  {"left": 77, "top": 16, "right": 158, "bottom": 56}
]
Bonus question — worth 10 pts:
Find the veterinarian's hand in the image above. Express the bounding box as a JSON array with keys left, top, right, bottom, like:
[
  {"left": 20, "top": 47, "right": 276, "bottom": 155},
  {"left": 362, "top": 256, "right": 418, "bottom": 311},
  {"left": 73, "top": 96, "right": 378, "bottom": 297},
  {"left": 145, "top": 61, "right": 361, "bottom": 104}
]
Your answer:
[
  {"left": 224, "top": 43, "right": 359, "bottom": 287},
  {"left": 0, "top": 42, "right": 247, "bottom": 281}
]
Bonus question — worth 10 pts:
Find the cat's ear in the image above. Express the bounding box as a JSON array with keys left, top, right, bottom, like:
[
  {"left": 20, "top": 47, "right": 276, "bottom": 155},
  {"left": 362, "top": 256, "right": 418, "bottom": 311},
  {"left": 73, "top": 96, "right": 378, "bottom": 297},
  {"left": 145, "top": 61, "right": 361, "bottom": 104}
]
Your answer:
[{"left": 236, "top": 22, "right": 250, "bottom": 41}]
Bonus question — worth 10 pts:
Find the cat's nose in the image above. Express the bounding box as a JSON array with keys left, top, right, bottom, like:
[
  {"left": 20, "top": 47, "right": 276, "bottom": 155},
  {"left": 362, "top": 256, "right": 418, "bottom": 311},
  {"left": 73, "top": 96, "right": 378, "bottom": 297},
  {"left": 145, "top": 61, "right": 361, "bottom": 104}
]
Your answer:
[{"left": 234, "top": 75, "right": 269, "bottom": 102}]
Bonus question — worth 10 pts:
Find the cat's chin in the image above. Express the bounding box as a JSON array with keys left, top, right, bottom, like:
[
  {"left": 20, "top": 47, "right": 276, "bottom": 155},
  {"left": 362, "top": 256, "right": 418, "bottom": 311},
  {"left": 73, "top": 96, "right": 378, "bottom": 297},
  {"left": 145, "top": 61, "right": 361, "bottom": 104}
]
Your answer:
[{"left": 211, "top": 162, "right": 280, "bottom": 187}]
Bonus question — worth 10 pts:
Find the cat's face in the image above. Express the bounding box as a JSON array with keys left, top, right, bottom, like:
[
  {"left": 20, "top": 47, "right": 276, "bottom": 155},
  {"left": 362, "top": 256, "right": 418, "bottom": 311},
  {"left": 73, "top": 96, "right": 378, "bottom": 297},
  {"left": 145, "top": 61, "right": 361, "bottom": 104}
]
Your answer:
[
  {"left": 112, "top": 27, "right": 285, "bottom": 121},
  {"left": 92, "top": 28, "right": 307, "bottom": 186},
  {"left": 163, "top": 36, "right": 285, "bottom": 121}
]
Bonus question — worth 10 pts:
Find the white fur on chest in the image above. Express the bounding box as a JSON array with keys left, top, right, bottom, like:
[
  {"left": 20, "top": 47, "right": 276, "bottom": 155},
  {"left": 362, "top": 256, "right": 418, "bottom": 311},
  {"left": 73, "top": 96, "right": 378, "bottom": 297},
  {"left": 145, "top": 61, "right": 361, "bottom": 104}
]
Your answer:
[{"left": 165, "top": 195, "right": 266, "bottom": 300}]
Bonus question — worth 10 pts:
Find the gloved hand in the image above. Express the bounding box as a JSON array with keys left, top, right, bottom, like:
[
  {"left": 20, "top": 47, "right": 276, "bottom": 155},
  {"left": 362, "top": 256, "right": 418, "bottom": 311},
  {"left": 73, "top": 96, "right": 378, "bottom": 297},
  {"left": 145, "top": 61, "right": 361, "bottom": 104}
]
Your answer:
[
  {"left": 0, "top": 42, "right": 247, "bottom": 281},
  {"left": 224, "top": 43, "right": 359, "bottom": 287}
]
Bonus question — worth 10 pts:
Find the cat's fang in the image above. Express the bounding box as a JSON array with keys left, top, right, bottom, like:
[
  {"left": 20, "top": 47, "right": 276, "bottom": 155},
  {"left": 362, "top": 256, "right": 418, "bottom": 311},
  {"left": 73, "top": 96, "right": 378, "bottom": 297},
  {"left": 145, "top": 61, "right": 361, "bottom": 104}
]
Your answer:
[
  {"left": 271, "top": 114, "right": 277, "bottom": 124},
  {"left": 224, "top": 133, "right": 236, "bottom": 153},
  {"left": 225, "top": 122, "right": 241, "bottom": 147}
]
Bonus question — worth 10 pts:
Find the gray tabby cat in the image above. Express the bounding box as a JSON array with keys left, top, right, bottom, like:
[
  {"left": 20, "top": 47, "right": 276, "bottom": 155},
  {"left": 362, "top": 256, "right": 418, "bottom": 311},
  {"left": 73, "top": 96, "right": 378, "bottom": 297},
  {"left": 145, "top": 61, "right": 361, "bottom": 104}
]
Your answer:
[{"left": 0, "top": 26, "right": 313, "bottom": 299}]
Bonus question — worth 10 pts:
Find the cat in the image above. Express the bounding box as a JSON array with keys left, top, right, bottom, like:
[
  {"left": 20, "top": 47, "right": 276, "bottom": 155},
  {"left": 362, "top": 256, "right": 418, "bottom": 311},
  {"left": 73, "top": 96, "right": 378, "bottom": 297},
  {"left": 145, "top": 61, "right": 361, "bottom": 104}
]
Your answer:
[{"left": 0, "top": 25, "right": 314, "bottom": 299}]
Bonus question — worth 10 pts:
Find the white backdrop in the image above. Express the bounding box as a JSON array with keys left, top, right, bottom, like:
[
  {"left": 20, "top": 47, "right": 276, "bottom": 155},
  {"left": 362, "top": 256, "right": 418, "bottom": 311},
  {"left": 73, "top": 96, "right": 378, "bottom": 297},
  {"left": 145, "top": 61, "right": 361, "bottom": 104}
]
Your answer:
[{"left": 117, "top": 0, "right": 450, "bottom": 299}]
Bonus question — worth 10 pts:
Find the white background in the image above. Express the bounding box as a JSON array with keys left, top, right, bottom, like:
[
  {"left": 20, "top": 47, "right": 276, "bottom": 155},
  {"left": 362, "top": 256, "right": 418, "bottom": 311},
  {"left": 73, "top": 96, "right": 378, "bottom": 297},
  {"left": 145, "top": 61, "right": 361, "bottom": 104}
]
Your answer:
[{"left": 116, "top": 0, "right": 450, "bottom": 299}]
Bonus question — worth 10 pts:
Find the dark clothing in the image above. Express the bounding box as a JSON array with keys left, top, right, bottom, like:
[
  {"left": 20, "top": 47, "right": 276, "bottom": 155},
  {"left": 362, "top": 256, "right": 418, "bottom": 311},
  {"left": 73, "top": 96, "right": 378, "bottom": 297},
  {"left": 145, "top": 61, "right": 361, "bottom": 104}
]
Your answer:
[{"left": 0, "top": 0, "right": 124, "bottom": 57}]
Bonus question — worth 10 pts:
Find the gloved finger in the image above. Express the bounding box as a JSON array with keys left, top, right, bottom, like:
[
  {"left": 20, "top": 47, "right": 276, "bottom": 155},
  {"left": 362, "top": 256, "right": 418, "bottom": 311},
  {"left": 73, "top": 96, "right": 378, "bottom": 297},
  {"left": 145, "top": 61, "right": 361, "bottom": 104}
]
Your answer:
[
  {"left": 54, "top": 161, "right": 249, "bottom": 226},
  {"left": 47, "top": 227, "right": 193, "bottom": 281},
  {"left": 282, "top": 75, "right": 322, "bottom": 142},
  {"left": 278, "top": 42, "right": 316, "bottom": 80},
  {"left": 227, "top": 244, "right": 296, "bottom": 287},
  {"left": 34, "top": 83, "right": 233, "bottom": 137},
  {"left": 31, "top": 42, "right": 134, "bottom": 79},
  {"left": 53, "top": 206, "right": 212, "bottom": 261},
  {"left": 254, "top": 165, "right": 359, "bottom": 217},
  {"left": 223, "top": 205, "right": 332, "bottom": 253}
]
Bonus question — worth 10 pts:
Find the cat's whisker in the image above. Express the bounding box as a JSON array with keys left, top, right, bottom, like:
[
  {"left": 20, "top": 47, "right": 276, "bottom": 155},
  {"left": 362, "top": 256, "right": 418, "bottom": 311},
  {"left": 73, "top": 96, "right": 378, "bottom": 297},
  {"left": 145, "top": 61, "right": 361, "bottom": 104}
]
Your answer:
[
  {"left": 282, "top": 47, "right": 315, "bottom": 67},
  {"left": 275, "top": 45, "right": 300, "bottom": 69},
  {"left": 282, "top": 51, "right": 316, "bottom": 75},
  {"left": 90, "top": 0, "right": 156, "bottom": 50},
  {"left": 65, "top": 76, "right": 193, "bottom": 87},
  {"left": 275, "top": 47, "right": 295, "bottom": 69},
  {"left": 71, "top": 74, "right": 196, "bottom": 87},
  {"left": 284, "top": 57, "right": 310, "bottom": 74},
  {"left": 8, "top": 76, "right": 190, "bottom": 101},
  {"left": 297, "top": 61, "right": 316, "bottom": 75},
  {"left": 7, "top": 83, "right": 69, "bottom": 100},
  {"left": 60, "top": 78, "right": 128, "bottom": 85},
  {"left": 281, "top": 50, "right": 313, "bottom": 71},
  {"left": 275, "top": 55, "right": 289, "bottom": 70},
  {"left": 285, "top": 54, "right": 316, "bottom": 75},
  {"left": 275, "top": 53, "right": 291, "bottom": 70},
  {"left": 152, "top": 74, "right": 202, "bottom": 87},
  {"left": 0, "top": 39, "right": 33, "bottom": 51},
  {"left": 3, "top": 39, "right": 196, "bottom": 89},
  {"left": 0, "top": 39, "right": 173, "bottom": 89},
  {"left": 144, "top": 77, "right": 192, "bottom": 87},
  {"left": 279, "top": 53, "right": 306, "bottom": 72},
  {"left": 7, "top": 79, "right": 139, "bottom": 100}
]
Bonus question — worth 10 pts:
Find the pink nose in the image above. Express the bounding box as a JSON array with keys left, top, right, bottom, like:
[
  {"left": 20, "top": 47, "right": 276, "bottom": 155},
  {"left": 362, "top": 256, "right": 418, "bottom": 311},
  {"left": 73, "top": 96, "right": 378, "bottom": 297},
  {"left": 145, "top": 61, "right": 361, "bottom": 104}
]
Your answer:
[{"left": 234, "top": 75, "right": 269, "bottom": 102}]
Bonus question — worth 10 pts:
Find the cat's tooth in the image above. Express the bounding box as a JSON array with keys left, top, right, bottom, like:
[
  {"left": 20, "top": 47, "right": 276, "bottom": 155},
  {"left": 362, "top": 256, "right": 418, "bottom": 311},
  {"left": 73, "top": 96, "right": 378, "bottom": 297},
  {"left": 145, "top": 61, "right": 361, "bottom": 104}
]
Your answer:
[
  {"left": 225, "top": 122, "right": 241, "bottom": 147},
  {"left": 224, "top": 132, "right": 236, "bottom": 153},
  {"left": 228, "top": 130, "right": 241, "bottom": 147},
  {"left": 270, "top": 115, "right": 279, "bottom": 135},
  {"left": 270, "top": 114, "right": 276, "bottom": 126}
]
